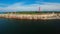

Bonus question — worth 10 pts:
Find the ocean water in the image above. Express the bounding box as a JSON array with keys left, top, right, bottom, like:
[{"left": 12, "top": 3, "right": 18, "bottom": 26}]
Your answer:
[{"left": 0, "top": 18, "right": 60, "bottom": 34}]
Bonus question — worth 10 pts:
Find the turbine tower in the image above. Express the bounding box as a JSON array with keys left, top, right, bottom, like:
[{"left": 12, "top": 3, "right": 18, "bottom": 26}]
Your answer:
[
  {"left": 39, "top": 7, "right": 40, "bottom": 12},
  {"left": 38, "top": 0, "right": 42, "bottom": 12}
]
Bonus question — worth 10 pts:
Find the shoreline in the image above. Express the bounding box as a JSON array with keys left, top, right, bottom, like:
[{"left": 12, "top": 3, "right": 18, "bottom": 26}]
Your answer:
[{"left": 0, "top": 14, "right": 60, "bottom": 20}]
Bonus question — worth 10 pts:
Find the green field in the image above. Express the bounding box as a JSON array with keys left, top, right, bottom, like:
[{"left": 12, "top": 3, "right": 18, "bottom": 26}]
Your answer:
[{"left": 0, "top": 11, "right": 60, "bottom": 14}]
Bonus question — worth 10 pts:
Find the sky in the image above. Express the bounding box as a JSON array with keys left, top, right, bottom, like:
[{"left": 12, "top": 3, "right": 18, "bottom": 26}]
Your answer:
[{"left": 0, "top": 0, "right": 60, "bottom": 12}]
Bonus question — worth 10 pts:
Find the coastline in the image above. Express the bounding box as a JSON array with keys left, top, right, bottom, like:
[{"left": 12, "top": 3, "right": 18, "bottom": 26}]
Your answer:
[{"left": 0, "top": 14, "right": 60, "bottom": 20}]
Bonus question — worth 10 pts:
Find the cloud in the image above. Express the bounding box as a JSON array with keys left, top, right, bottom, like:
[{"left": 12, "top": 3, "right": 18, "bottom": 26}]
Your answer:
[
  {"left": 0, "top": 2, "right": 60, "bottom": 12},
  {"left": 0, "top": 3, "right": 9, "bottom": 7},
  {"left": 40, "top": 2, "right": 60, "bottom": 11},
  {"left": 2, "top": 2, "right": 39, "bottom": 11}
]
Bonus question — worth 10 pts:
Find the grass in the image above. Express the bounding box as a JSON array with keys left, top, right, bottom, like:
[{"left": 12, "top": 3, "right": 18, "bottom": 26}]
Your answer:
[{"left": 0, "top": 11, "right": 60, "bottom": 14}]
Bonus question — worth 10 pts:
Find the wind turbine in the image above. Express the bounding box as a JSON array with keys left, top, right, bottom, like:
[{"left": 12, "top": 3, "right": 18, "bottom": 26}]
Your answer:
[
  {"left": 38, "top": 0, "right": 42, "bottom": 12},
  {"left": 39, "top": 7, "right": 40, "bottom": 12}
]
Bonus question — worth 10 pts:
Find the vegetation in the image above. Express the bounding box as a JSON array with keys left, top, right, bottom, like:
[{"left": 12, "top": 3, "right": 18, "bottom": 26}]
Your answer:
[{"left": 0, "top": 11, "right": 60, "bottom": 14}]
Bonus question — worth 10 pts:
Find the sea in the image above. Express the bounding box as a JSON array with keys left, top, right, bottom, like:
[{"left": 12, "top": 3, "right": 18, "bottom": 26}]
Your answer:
[{"left": 0, "top": 18, "right": 60, "bottom": 34}]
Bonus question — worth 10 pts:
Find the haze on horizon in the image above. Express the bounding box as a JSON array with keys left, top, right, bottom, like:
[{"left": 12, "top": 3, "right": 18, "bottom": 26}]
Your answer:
[{"left": 0, "top": 0, "right": 60, "bottom": 12}]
